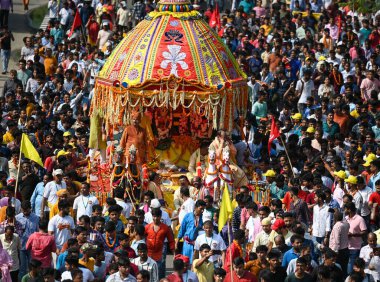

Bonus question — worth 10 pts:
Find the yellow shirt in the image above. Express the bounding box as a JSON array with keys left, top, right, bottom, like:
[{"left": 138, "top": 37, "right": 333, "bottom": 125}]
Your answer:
[
  {"left": 2, "top": 132, "right": 14, "bottom": 144},
  {"left": 79, "top": 258, "right": 95, "bottom": 272},
  {"left": 260, "top": 24, "right": 272, "bottom": 36},
  {"left": 192, "top": 259, "right": 214, "bottom": 282},
  {"left": 350, "top": 109, "right": 360, "bottom": 119},
  {"left": 375, "top": 229, "right": 380, "bottom": 245},
  {"left": 26, "top": 103, "right": 35, "bottom": 117},
  {"left": 44, "top": 56, "right": 58, "bottom": 76}
]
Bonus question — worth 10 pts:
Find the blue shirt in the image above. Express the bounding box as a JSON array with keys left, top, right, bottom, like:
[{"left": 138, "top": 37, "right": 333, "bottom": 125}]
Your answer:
[
  {"left": 15, "top": 212, "right": 39, "bottom": 250},
  {"left": 30, "top": 182, "right": 44, "bottom": 216},
  {"left": 323, "top": 121, "right": 340, "bottom": 137},
  {"left": 177, "top": 212, "right": 203, "bottom": 242},
  {"left": 282, "top": 248, "right": 300, "bottom": 268},
  {"left": 372, "top": 126, "right": 380, "bottom": 141},
  {"left": 368, "top": 172, "right": 380, "bottom": 191},
  {"left": 238, "top": 0, "right": 253, "bottom": 13},
  {"left": 105, "top": 217, "right": 125, "bottom": 234}
]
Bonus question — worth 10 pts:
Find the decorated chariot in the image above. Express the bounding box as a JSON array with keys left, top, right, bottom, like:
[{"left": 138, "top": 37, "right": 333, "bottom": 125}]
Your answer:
[{"left": 88, "top": 0, "right": 263, "bottom": 206}]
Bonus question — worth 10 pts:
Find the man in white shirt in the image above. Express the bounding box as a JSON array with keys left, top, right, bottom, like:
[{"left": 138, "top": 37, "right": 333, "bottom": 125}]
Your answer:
[
  {"left": 58, "top": 2, "right": 73, "bottom": 28},
  {"left": 131, "top": 243, "right": 159, "bottom": 282},
  {"left": 114, "top": 187, "right": 132, "bottom": 219},
  {"left": 178, "top": 187, "right": 195, "bottom": 225},
  {"left": 357, "top": 176, "right": 372, "bottom": 225},
  {"left": 144, "top": 199, "right": 171, "bottom": 226},
  {"left": 345, "top": 176, "right": 363, "bottom": 216},
  {"left": 295, "top": 70, "right": 315, "bottom": 115},
  {"left": 97, "top": 22, "right": 113, "bottom": 49},
  {"left": 173, "top": 176, "right": 197, "bottom": 210},
  {"left": 41, "top": 169, "right": 66, "bottom": 218},
  {"left": 48, "top": 199, "right": 75, "bottom": 251},
  {"left": 312, "top": 190, "right": 331, "bottom": 244},
  {"left": 73, "top": 182, "right": 99, "bottom": 223},
  {"left": 359, "top": 233, "right": 378, "bottom": 269},
  {"left": 194, "top": 220, "right": 226, "bottom": 268},
  {"left": 106, "top": 257, "right": 137, "bottom": 282},
  {"left": 61, "top": 256, "right": 95, "bottom": 282}
]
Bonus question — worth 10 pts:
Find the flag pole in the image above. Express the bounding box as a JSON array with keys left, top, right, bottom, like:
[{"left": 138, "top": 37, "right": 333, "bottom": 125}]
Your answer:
[
  {"left": 279, "top": 135, "right": 296, "bottom": 178},
  {"left": 14, "top": 135, "right": 24, "bottom": 200},
  {"left": 227, "top": 220, "right": 233, "bottom": 282}
]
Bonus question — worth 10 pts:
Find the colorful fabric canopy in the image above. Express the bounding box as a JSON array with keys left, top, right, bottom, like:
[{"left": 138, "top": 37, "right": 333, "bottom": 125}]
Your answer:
[{"left": 91, "top": 0, "right": 248, "bottom": 133}]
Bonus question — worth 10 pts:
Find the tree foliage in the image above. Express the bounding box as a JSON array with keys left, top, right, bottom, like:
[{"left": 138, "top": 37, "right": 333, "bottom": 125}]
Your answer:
[{"left": 338, "top": 0, "right": 380, "bottom": 14}]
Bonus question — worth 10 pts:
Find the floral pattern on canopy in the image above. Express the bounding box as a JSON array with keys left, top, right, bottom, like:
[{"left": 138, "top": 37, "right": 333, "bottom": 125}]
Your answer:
[{"left": 90, "top": 0, "right": 248, "bottom": 135}]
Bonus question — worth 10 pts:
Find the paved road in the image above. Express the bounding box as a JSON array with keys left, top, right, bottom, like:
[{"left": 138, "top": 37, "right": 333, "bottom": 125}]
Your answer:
[{"left": 0, "top": 0, "right": 48, "bottom": 92}]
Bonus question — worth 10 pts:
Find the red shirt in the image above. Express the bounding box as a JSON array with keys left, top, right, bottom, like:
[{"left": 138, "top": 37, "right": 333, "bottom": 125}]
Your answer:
[
  {"left": 282, "top": 190, "right": 309, "bottom": 211},
  {"left": 26, "top": 232, "right": 57, "bottom": 268},
  {"left": 369, "top": 192, "right": 380, "bottom": 205},
  {"left": 224, "top": 241, "right": 242, "bottom": 272},
  {"left": 145, "top": 223, "right": 175, "bottom": 261},
  {"left": 224, "top": 270, "right": 258, "bottom": 282},
  {"left": 166, "top": 273, "right": 183, "bottom": 282}
]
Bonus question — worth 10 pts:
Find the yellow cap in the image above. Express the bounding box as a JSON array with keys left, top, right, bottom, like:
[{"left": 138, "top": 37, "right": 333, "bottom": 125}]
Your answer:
[
  {"left": 318, "top": 56, "right": 326, "bottom": 61},
  {"left": 306, "top": 127, "right": 315, "bottom": 134},
  {"left": 333, "top": 170, "right": 347, "bottom": 179},
  {"left": 63, "top": 131, "right": 72, "bottom": 137},
  {"left": 57, "top": 150, "right": 69, "bottom": 158},
  {"left": 68, "top": 142, "right": 77, "bottom": 149},
  {"left": 345, "top": 175, "right": 358, "bottom": 184},
  {"left": 263, "top": 169, "right": 276, "bottom": 178},
  {"left": 363, "top": 153, "right": 377, "bottom": 167},
  {"left": 291, "top": 113, "right": 302, "bottom": 120}
]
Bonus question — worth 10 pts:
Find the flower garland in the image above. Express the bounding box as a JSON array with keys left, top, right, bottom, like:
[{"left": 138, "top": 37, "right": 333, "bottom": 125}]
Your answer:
[
  {"left": 332, "top": 70, "right": 342, "bottom": 85},
  {"left": 219, "top": 165, "right": 233, "bottom": 175},
  {"left": 205, "top": 167, "right": 218, "bottom": 176},
  {"left": 219, "top": 173, "right": 234, "bottom": 185},
  {"left": 105, "top": 232, "right": 116, "bottom": 248},
  {"left": 35, "top": 132, "right": 43, "bottom": 147},
  {"left": 127, "top": 165, "right": 140, "bottom": 179},
  {"left": 112, "top": 165, "right": 125, "bottom": 178}
]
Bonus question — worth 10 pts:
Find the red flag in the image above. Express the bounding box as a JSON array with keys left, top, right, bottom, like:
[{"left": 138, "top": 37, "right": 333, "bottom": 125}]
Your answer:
[
  {"left": 268, "top": 117, "right": 280, "bottom": 154},
  {"left": 209, "top": 3, "right": 221, "bottom": 29},
  {"left": 68, "top": 10, "right": 82, "bottom": 37}
]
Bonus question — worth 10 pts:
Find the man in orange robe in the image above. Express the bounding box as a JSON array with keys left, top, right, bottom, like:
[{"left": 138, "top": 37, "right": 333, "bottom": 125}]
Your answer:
[{"left": 120, "top": 111, "right": 147, "bottom": 166}]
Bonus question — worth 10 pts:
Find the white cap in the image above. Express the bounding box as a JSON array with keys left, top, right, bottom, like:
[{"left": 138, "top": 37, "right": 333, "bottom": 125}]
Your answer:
[
  {"left": 53, "top": 169, "right": 64, "bottom": 176},
  {"left": 150, "top": 199, "right": 161, "bottom": 208}
]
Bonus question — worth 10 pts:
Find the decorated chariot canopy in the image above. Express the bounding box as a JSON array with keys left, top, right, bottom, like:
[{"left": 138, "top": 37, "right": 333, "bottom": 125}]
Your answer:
[{"left": 91, "top": 0, "right": 248, "bottom": 133}]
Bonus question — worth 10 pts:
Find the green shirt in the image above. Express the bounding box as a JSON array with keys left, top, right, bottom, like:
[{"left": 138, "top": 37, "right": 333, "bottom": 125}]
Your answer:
[
  {"left": 21, "top": 273, "right": 43, "bottom": 282},
  {"left": 251, "top": 101, "right": 267, "bottom": 121}
]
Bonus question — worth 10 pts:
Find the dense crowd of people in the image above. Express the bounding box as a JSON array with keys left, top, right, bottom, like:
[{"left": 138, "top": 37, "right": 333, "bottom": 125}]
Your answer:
[{"left": 0, "top": 0, "right": 379, "bottom": 281}]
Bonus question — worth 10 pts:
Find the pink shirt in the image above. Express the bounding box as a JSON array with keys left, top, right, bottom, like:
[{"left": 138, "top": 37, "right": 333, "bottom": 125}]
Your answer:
[
  {"left": 253, "top": 6, "right": 266, "bottom": 18},
  {"left": 325, "top": 24, "right": 339, "bottom": 40},
  {"left": 26, "top": 232, "right": 56, "bottom": 268},
  {"left": 349, "top": 47, "right": 364, "bottom": 60},
  {"left": 252, "top": 217, "right": 263, "bottom": 241},
  {"left": 346, "top": 214, "right": 367, "bottom": 250},
  {"left": 329, "top": 221, "right": 350, "bottom": 252},
  {"left": 360, "top": 78, "right": 380, "bottom": 100},
  {"left": 240, "top": 208, "right": 250, "bottom": 228}
]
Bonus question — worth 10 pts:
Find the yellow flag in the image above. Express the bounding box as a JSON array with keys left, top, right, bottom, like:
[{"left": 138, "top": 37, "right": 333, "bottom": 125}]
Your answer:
[
  {"left": 20, "top": 133, "right": 44, "bottom": 167},
  {"left": 218, "top": 184, "right": 233, "bottom": 232}
]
